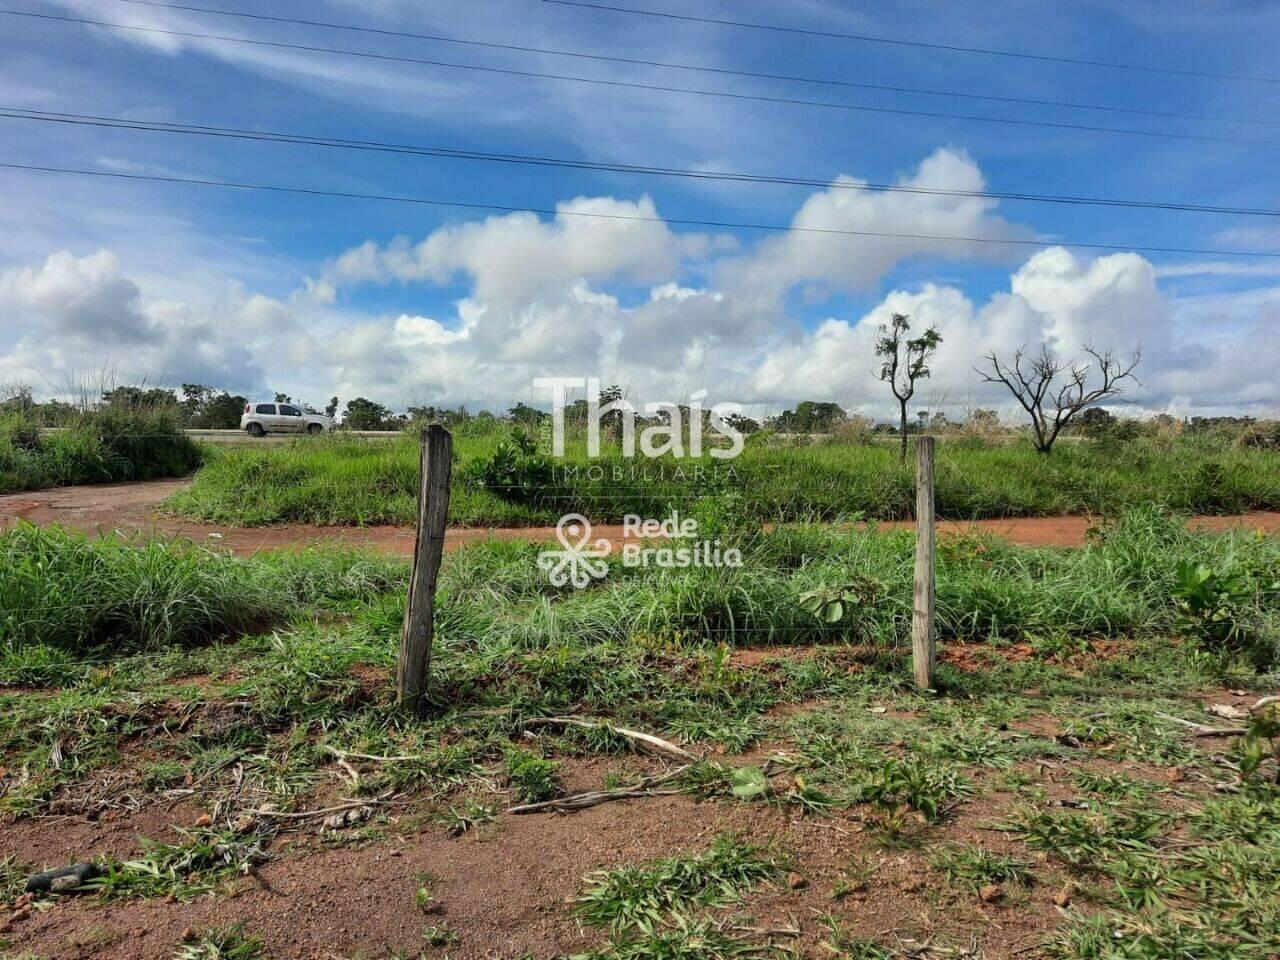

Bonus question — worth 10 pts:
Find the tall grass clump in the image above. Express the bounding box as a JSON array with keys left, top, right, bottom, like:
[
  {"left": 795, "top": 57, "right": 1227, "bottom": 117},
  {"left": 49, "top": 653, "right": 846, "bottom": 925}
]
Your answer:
[
  {"left": 165, "top": 431, "right": 549, "bottom": 526},
  {"left": 0, "top": 402, "right": 202, "bottom": 493},
  {"left": 0, "top": 523, "right": 407, "bottom": 656},
  {"left": 430, "top": 506, "right": 1278, "bottom": 666},
  {"left": 5, "top": 505, "right": 1274, "bottom": 678}
]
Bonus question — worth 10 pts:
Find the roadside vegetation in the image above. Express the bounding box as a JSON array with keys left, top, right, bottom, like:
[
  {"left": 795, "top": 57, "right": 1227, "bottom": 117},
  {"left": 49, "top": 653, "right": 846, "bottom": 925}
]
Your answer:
[
  {"left": 9, "top": 506, "right": 1275, "bottom": 665},
  {"left": 0, "top": 402, "right": 201, "bottom": 494},
  {"left": 0, "top": 522, "right": 404, "bottom": 656},
  {"left": 165, "top": 424, "right": 1280, "bottom": 527}
]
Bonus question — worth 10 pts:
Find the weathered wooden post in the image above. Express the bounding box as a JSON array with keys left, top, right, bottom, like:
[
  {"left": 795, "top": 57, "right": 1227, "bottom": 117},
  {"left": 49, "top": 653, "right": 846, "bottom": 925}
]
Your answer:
[
  {"left": 912, "top": 435, "right": 936, "bottom": 690},
  {"left": 397, "top": 424, "right": 452, "bottom": 709}
]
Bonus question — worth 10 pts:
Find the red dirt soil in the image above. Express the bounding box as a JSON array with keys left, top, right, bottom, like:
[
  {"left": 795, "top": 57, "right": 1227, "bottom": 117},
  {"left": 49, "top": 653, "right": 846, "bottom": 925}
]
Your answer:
[
  {"left": 2, "top": 753, "right": 1076, "bottom": 960},
  {"left": 2, "top": 478, "right": 1278, "bottom": 556}
]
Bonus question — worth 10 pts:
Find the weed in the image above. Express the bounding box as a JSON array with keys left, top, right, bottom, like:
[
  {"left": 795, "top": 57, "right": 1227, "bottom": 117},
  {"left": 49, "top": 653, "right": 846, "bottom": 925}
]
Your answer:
[
  {"left": 818, "top": 916, "right": 892, "bottom": 960},
  {"left": 1191, "top": 789, "right": 1280, "bottom": 844},
  {"left": 728, "top": 766, "right": 771, "bottom": 802},
  {"left": 89, "top": 829, "right": 269, "bottom": 901},
  {"left": 852, "top": 755, "right": 971, "bottom": 822},
  {"left": 1045, "top": 910, "right": 1276, "bottom": 960},
  {"left": 1028, "top": 631, "right": 1093, "bottom": 661},
  {"left": 0, "top": 856, "right": 31, "bottom": 902},
  {"left": 414, "top": 884, "right": 438, "bottom": 915},
  {"left": 1237, "top": 702, "right": 1280, "bottom": 783},
  {"left": 174, "top": 924, "right": 265, "bottom": 960},
  {"left": 798, "top": 576, "right": 880, "bottom": 631},
  {"left": 1, "top": 402, "right": 201, "bottom": 495},
  {"left": 6, "top": 506, "right": 1280, "bottom": 958},
  {"left": 575, "top": 917, "right": 778, "bottom": 960},
  {"left": 168, "top": 431, "right": 1280, "bottom": 526},
  {"left": 433, "top": 799, "right": 496, "bottom": 837},
  {"left": 142, "top": 759, "right": 189, "bottom": 791},
  {"left": 1172, "top": 559, "right": 1254, "bottom": 648},
  {"left": 1071, "top": 770, "right": 1154, "bottom": 801},
  {"left": 666, "top": 713, "right": 762, "bottom": 753},
  {"left": 677, "top": 760, "right": 738, "bottom": 799},
  {"left": 0, "top": 524, "right": 406, "bottom": 654},
  {"left": 1005, "top": 806, "right": 1166, "bottom": 869},
  {"left": 575, "top": 835, "right": 784, "bottom": 934},
  {"left": 783, "top": 776, "right": 839, "bottom": 815},
  {"left": 930, "top": 844, "right": 1035, "bottom": 891},
  {"left": 421, "top": 923, "right": 457, "bottom": 947},
  {"left": 829, "top": 856, "right": 876, "bottom": 900},
  {"left": 504, "top": 747, "right": 561, "bottom": 804},
  {"left": 923, "top": 726, "right": 1017, "bottom": 768}
]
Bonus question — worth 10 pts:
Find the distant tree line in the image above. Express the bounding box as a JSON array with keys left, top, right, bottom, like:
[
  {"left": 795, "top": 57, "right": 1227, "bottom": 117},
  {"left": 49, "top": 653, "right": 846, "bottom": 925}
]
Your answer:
[{"left": 3, "top": 358, "right": 1272, "bottom": 452}]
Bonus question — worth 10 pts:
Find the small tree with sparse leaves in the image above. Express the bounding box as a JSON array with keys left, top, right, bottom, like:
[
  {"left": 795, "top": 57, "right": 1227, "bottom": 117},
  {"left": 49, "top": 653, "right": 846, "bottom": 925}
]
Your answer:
[{"left": 875, "top": 313, "right": 942, "bottom": 460}]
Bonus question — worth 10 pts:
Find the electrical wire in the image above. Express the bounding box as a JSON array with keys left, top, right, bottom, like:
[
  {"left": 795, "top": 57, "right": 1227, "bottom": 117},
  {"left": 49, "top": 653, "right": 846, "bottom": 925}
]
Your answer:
[
  {"left": 2, "top": 160, "right": 1279, "bottom": 258},
  {"left": 5, "top": 107, "right": 1277, "bottom": 218},
  {"left": 101, "top": 0, "right": 1277, "bottom": 128},
  {"left": 541, "top": 0, "right": 1280, "bottom": 86},
  {"left": 3, "top": 8, "right": 1278, "bottom": 146}
]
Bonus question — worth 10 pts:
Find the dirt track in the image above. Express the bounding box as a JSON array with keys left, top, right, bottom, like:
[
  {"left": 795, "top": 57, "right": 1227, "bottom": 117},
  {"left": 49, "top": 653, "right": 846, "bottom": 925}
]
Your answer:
[{"left": 2, "top": 478, "right": 1278, "bottom": 555}]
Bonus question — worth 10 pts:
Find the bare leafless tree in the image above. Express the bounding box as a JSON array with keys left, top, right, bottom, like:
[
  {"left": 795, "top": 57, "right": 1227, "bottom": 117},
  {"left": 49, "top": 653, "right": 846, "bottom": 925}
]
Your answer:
[
  {"left": 977, "top": 344, "right": 1140, "bottom": 454},
  {"left": 876, "top": 313, "right": 942, "bottom": 460}
]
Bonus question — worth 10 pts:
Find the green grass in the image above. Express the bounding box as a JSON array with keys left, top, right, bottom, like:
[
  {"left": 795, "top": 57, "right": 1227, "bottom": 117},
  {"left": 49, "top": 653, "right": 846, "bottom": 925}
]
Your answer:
[
  {"left": 174, "top": 924, "right": 266, "bottom": 960},
  {"left": 1026, "top": 784, "right": 1280, "bottom": 959},
  {"left": 165, "top": 427, "right": 1280, "bottom": 526},
  {"left": 0, "top": 406, "right": 202, "bottom": 493},
  {"left": 5, "top": 503, "right": 1277, "bottom": 669},
  {"left": 574, "top": 917, "right": 780, "bottom": 960},
  {"left": 0, "top": 522, "right": 406, "bottom": 655},
  {"left": 819, "top": 917, "right": 894, "bottom": 960},
  {"left": 0, "top": 855, "right": 30, "bottom": 901},
  {"left": 929, "top": 844, "right": 1035, "bottom": 891},
  {"left": 574, "top": 835, "right": 785, "bottom": 934},
  {"left": 2, "top": 508, "right": 1278, "bottom": 955}
]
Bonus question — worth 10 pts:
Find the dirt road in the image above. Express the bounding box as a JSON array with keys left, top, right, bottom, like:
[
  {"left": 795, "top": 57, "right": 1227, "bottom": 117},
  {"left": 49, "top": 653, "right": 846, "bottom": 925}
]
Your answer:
[{"left": 2, "top": 478, "right": 1278, "bottom": 556}]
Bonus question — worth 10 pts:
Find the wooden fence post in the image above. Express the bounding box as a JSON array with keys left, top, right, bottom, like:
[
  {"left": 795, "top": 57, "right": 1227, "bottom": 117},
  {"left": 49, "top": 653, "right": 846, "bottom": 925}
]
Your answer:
[
  {"left": 912, "top": 436, "right": 937, "bottom": 690},
  {"left": 397, "top": 424, "right": 452, "bottom": 709}
]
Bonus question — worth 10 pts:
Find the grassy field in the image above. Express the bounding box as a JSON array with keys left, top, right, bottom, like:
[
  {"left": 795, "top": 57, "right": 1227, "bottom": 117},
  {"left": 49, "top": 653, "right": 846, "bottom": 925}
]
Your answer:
[
  {"left": 0, "top": 407, "right": 202, "bottom": 494},
  {"left": 164, "top": 427, "right": 1280, "bottom": 527},
  {"left": 1, "top": 510, "right": 1278, "bottom": 956}
]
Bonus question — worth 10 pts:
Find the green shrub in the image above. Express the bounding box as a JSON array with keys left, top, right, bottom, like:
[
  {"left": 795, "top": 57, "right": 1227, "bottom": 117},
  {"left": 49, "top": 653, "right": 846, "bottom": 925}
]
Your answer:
[
  {"left": 1172, "top": 559, "right": 1253, "bottom": 648},
  {"left": 0, "top": 402, "right": 201, "bottom": 493},
  {"left": 504, "top": 747, "right": 561, "bottom": 803}
]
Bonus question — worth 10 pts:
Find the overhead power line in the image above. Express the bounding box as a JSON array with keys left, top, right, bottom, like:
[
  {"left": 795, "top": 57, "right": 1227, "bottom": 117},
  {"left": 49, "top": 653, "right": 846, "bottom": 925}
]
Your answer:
[
  {"left": 102, "top": 0, "right": 1274, "bottom": 129},
  {"left": 5, "top": 107, "right": 1279, "bottom": 219},
  {"left": 4, "top": 8, "right": 1277, "bottom": 147},
  {"left": 3, "top": 160, "right": 1279, "bottom": 259},
  {"left": 542, "top": 0, "right": 1280, "bottom": 86}
]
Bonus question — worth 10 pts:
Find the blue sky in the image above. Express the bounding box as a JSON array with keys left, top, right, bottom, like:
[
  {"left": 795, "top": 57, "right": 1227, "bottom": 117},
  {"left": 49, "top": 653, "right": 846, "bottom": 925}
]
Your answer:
[{"left": 1, "top": 0, "right": 1278, "bottom": 417}]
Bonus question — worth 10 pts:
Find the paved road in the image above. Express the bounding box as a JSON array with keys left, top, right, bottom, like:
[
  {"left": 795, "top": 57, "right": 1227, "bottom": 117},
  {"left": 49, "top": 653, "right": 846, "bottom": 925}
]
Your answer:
[{"left": 2, "top": 478, "right": 1278, "bottom": 556}]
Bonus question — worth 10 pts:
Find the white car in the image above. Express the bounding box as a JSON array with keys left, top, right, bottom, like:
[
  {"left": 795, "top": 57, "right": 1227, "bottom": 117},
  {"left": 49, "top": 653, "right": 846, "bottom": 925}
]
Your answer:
[{"left": 241, "top": 402, "right": 334, "bottom": 437}]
